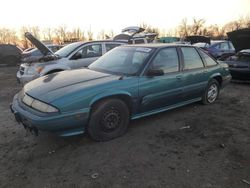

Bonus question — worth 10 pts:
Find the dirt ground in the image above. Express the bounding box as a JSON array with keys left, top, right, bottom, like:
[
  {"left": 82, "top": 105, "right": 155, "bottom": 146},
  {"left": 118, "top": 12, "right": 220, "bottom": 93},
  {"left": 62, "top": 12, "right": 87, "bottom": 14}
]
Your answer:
[{"left": 0, "top": 66, "right": 249, "bottom": 188}]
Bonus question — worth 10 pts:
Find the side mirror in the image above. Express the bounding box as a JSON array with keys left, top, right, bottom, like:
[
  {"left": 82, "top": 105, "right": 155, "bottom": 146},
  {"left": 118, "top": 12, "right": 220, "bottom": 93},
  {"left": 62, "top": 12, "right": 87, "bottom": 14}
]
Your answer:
[{"left": 147, "top": 69, "right": 164, "bottom": 77}]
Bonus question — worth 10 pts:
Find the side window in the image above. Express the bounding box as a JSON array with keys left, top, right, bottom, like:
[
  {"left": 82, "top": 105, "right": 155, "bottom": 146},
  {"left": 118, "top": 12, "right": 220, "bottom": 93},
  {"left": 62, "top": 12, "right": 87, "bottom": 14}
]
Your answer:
[
  {"left": 75, "top": 44, "right": 102, "bottom": 59},
  {"left": 105, "top": 43, "right": 121, "bottom": 52},
  {"left": 199, "top": 50, "right": 217, "bottom": 66},
  {"left": 181, "top": 47, "right": 204, "bottom": 70},
  {"left": 134, "top": 39, "right": 145, "bottom": 44},
  {"left": 150, "top": 48, "right": 179, "bottom": 74},
  {"left": 220, "top": 42, "right": 229, "bottom": 50},
  {"left": 228, "top": 42, "right": 235, "bottom": 50},
  {"left": 213, "top": 44, "right": 220, "bottom": 50}
]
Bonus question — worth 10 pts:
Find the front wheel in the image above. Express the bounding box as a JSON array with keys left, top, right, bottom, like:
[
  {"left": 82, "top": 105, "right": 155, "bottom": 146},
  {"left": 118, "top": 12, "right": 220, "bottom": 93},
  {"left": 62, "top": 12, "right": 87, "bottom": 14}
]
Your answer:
[
  {"left": 202, "top": 79, "right": 220, "bottom": 104},
  {"left": 87, "top": 98, "right": 129, "bottom": 141}
]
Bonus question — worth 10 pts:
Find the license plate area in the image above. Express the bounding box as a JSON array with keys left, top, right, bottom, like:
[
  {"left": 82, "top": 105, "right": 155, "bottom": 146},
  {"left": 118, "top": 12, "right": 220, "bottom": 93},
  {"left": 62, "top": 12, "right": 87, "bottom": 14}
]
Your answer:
[{"left": 14, "top": 112, "right": 38, "bottom": 135}]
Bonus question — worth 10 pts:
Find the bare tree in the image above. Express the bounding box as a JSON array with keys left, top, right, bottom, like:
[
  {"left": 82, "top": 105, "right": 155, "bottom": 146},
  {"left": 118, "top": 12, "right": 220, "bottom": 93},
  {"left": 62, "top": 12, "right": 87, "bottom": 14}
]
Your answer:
[
  {"left": 191, "top": 18, "right": 205, "bottom": 35},
  {"left": 87, "top": 28, "right": 93, "bottom": 41},
  {"left": 42, "top": 27, "right": 53, "bottom": 41},
  {"left": 0, "top": 28, "right": 18, "bottom": 44},
  {"left": 178, "top": 18, "right": 191, "bottom": 37},
  {"left": 140, "top": 22, "right": 160, "bottom": 35}
]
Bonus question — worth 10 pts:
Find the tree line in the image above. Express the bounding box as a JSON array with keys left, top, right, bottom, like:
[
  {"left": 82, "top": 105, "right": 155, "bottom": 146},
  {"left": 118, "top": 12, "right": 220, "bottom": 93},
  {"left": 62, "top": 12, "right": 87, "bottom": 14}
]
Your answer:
[{"left": 0, "top": 16, "right": 249, "bottom": 49}]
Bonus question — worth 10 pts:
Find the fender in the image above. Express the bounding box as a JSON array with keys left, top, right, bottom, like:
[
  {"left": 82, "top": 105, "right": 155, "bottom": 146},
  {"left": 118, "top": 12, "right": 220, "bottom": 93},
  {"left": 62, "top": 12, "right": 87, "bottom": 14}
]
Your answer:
[
  {"left": 209, "top": 72, "right": 222, "bottom": 80},
  {"left": 40, "top": 65, "right": 71, "bottom": 76},
  {"left": 89, "top": 90, "right": 132, "bottom": 107}
]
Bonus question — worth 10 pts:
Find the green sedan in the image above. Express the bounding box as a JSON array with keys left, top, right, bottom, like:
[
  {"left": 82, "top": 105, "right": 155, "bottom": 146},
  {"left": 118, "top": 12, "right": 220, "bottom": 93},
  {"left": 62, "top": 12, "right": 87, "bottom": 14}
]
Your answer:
[{"left": 11, "top": 44, "right": 231, "bottom": 141}]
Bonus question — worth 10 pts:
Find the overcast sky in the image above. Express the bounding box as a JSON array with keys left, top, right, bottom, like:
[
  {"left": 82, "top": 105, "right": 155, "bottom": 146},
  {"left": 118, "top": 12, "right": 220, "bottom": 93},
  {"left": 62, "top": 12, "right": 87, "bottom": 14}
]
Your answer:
[{"left": 1, "top": 0, "right": 250, "bottom": 33}]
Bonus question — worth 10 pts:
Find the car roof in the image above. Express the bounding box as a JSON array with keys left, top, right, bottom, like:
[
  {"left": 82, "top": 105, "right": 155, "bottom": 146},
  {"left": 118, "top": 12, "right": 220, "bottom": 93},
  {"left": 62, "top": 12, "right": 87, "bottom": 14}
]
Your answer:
[
  {"left": 210, "top": 40, "right": 228, "bottom": 44},
  {"left": 122, "top": 43, "right": 192, "bottom": 49},
  {"left": 69, "top": 40, "right": 127, "bottom": 46}
]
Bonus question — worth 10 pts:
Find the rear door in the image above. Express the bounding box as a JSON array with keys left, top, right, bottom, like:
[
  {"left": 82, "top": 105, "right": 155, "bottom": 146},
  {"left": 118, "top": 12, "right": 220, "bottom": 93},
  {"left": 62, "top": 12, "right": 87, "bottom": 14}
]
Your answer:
[
  {"left": 68, "top": 43, "right": 103, "bottom": 68},
  {"left": 179, "top": 47, "right": 208, "bottom": 101},
  {"left": 138, "top": 47, "right": 183, "bottom": 113}
]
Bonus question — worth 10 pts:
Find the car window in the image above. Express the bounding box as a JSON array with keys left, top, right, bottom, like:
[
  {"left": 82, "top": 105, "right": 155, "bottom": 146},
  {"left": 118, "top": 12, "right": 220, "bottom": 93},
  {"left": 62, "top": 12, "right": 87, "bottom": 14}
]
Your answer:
[
  {"left": 134, "top": 39, "right": 145, "bottom": 44},
  {"left": 181, "top": 47, "right": 204, "bottom": 70},
  {"left": 76, "top": 44, "right": 102, "bottom": 59},
  {"left": 220, "top": 42, "right": 229, "bottom": 50},
  {"left": 150, "top": 48, "right": 179, "bottom": 74},
  {"left": 89, "top": 47, "right": 153, "bottom": 75},
  {"left": 199, "top": 50, "right": 217, "bottom": 66},
  {"left": 213, "top": 43, "right": 220, "bottom": 50},
  {"left": 228, "top": 42, "right": 235, "bottom": 50},
  {"left": 105, "top": 43, "right": 121, "bottom": 52}
]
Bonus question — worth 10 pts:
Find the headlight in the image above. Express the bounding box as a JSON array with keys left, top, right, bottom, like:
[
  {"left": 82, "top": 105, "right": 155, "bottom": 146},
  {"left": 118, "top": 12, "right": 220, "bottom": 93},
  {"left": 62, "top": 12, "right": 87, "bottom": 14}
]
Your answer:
[
  {"left": 27, "top": 67, "right": 36, "bottom": 75},
  {"left": 36, "top": 66, "right": 44, "bottom": 73},
  {"left": 22, "top": 94, "right": 58, "bottom": 113}
]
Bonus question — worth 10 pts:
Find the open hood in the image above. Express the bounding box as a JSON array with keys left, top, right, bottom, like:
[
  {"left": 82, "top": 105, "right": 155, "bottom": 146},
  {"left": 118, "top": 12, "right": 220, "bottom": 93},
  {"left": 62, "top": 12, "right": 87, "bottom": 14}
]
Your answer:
[
  {"left": 227, "top": 28, "right": 250, "bottom": 52},
  {"left": 25, "top": 32, "right": 53, "bottom": 56},
  {"left": 121, "top": 26, "right": 145, "bottom": 36},
  {"left": 185, "top": 35, "right": 210, "bottom": 45}
]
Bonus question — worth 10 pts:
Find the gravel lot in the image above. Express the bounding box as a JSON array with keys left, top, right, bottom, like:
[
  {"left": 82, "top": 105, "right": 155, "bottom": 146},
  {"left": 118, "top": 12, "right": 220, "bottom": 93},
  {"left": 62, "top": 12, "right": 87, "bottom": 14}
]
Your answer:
[{"left": 0, "top": 66, "right": 249, "bottom": 188}]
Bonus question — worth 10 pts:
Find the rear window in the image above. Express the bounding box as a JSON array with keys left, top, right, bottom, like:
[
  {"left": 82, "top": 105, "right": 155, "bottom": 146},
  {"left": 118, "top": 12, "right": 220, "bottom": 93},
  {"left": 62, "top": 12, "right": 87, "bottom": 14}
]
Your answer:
[
  {"left": 181, "top": 47, "right": 204, "bottom": 70},
  {"left": 199, "top": 50, "right": 217, "bottom": 66}
]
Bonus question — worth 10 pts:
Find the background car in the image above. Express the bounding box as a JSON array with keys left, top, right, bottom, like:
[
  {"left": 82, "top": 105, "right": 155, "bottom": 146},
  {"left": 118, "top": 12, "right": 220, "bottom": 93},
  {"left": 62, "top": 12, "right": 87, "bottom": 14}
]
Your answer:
[
  {"left": 223, "top": 28, "right": 250, "bottom": 80},
  {"left": 17, "top": 32, "right": 127, "bottom": 84},
  {"left": 194, "top": 40, "right": 235, "bottom": 59},
  {"left": 11, "top": 44, "right": 231, "bottom": 141},
  {"left": 0, "top": 44, "right": 22, "bottom": 66},
  {"left": 21, "top": 44, "right": 64, "bottom": 62}
]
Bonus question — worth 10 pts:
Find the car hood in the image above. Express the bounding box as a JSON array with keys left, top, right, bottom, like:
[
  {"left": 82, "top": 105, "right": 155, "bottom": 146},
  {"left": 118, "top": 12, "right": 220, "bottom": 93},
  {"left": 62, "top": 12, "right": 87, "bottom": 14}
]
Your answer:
[
  {"left": 227, "top": 28, "right": 250, "bottom": 52},
  {"left": 25, "top": 32, "right": 54, "bottom": 56},
  {"left": 24, "top": 68, "right": 117, "bottom": 102},
  {"left": 185, "top": 36, "right": 210, "bottom": 45}
]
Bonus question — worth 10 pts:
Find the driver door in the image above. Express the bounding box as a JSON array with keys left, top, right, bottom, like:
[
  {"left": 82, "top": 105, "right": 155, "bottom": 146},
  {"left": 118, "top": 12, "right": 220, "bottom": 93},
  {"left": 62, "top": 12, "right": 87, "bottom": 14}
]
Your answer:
[{"left": 69, "top": 43, "right": 103, "bottom": 68}]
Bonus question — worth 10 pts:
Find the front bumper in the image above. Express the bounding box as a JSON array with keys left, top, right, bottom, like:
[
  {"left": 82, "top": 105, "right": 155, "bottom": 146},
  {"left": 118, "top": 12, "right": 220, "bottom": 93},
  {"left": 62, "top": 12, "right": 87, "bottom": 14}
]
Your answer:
[
  {"left": 229, "top": 68, "right": 250, "bottom": 80},
  {"left": 16, "top": 71, "right": 39, "bottom": 84},
  {"left": 10, "top": 94, "right": 90, "bottom": 137}
]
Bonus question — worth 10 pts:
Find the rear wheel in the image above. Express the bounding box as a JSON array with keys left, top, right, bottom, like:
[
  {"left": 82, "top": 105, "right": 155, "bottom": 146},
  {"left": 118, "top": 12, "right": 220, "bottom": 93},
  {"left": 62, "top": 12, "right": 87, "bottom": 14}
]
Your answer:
[
  {"left": 202, "top": 79, "right": 220, "bottom": 104},
  {"left": 88, "top": 98, "right": 129, "bottom": 141}
]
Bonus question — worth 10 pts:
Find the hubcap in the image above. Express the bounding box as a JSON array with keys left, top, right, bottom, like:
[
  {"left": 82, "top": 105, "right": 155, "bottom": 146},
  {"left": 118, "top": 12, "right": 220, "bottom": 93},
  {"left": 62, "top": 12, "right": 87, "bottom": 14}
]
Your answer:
[
  {"left": 101, "top": 109, "right": 121, "bottom": 132},
  {"left": 207, "top": 84, "right": 218, "bottom": 103}
]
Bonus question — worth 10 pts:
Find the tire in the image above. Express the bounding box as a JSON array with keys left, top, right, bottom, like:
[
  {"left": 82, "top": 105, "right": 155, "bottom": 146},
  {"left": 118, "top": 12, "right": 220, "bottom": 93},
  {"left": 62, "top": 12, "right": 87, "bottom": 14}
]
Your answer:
[
  {"left": 88, "top": 98, "right": 129, "bottom": 141},
  {"left": 202, "top": 79, "right": 220, "bottom": 105}
]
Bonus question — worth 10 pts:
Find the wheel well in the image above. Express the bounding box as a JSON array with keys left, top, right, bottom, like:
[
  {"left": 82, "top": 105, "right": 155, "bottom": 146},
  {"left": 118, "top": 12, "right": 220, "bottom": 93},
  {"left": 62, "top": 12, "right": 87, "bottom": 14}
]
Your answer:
[
  {"left": 91, "top": 95, "right": 133, "bottom": 115},
  {"left": 46, "top": 69, "right": 64, "bottom": 75},
  {"left": 213, "top": 76, "right": 222, "bottom": 87}
]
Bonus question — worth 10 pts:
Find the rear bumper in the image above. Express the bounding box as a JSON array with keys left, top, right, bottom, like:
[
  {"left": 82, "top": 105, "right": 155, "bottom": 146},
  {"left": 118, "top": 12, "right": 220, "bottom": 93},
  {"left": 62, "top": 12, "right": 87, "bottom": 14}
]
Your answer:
[{"left": 10, "top": 94, "right": 90, "bottom": 137}]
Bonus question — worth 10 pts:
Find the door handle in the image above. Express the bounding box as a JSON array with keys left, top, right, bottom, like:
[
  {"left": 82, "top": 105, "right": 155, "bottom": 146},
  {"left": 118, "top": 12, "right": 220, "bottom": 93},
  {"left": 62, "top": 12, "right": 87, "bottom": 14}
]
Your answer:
[
  {"left": 176, "top": 75, "right": 182, "bottom": 80},
  {"left": 203, "top": 70, "right": 208, "bottom": 74}
]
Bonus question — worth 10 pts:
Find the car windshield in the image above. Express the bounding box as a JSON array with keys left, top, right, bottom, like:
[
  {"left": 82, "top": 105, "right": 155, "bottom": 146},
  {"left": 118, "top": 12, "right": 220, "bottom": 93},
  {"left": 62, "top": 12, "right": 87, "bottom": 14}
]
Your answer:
[
  {"left": 55, "top": 42, "right": 83, "bottom": 57},
  {"left": 89, "top": 46, "right": 153, "bottom": 75}
]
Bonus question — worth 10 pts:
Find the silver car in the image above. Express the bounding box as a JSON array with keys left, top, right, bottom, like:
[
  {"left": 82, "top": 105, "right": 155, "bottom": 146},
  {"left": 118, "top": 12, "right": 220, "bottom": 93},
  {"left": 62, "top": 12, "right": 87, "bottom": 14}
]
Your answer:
[{"left": 17, "top": 33, "right": 126, "bottom": 84}]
